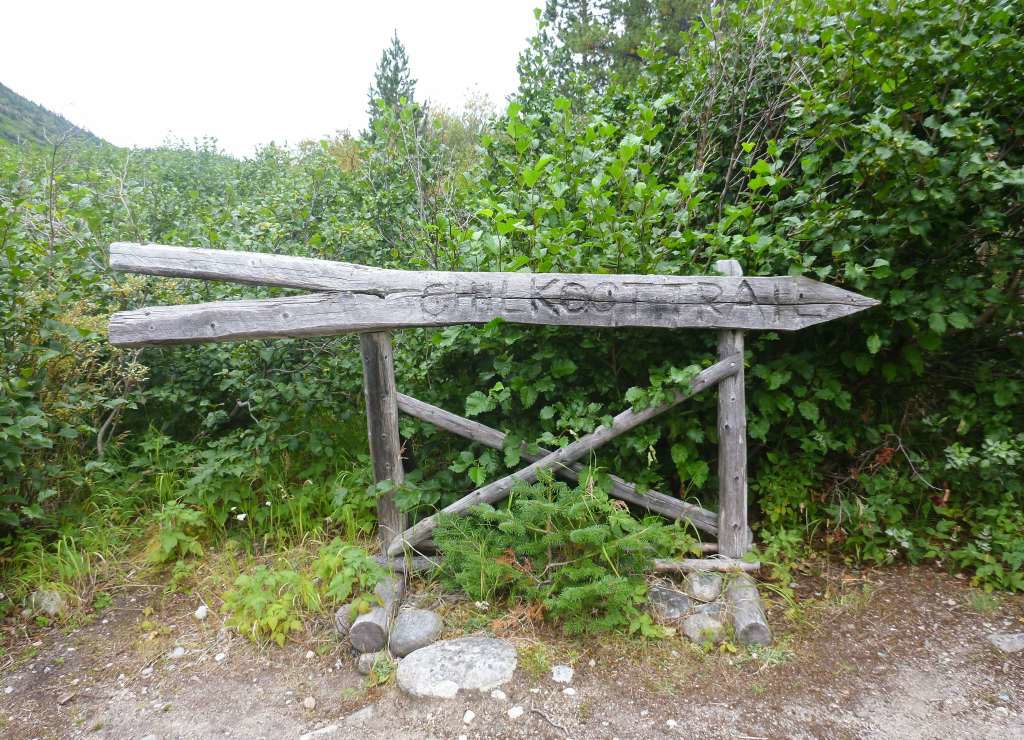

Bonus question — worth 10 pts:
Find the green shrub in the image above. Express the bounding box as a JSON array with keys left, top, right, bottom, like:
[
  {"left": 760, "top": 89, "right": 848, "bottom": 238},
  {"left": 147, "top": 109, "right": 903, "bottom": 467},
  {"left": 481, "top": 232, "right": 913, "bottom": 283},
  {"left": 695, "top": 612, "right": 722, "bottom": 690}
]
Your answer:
[{"left": 434, "top": 474, "right": 695, "bottom": 635}]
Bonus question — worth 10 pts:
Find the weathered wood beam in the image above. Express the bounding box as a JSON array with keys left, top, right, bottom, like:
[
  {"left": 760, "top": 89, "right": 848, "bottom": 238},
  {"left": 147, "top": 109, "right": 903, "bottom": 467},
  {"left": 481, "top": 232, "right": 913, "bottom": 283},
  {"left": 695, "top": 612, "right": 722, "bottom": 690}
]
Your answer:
[
  {"left": 386, "top": 354, "right": 741, "bottom": 557},
  {"left": 715, "top": 259, "right": 750, "bottom": 559},
  {"left": 107, "top": 243, "right": 879, "bottom": 342},
  {"left": 652, "top": 557, "right": 759, "bottom": 573},
  {"left": 359, "top": 332, "right": 406, "bottom": 550},
  {"left": 726, "top": 574, "right": 773, "bottom": 645},
  {"left": 395, "top": 391, "right": 720, "bottom": 536}
]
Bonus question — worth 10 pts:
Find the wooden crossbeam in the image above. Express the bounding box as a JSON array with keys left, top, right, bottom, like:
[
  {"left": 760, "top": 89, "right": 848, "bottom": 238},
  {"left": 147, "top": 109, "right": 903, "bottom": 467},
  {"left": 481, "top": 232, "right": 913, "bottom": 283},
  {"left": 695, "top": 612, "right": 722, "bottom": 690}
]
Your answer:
[
  {"left": 396, "top": 391, "right": 720, "bottom": 535},
  {"left": 107, "top": 243, "right": 879, "bottom": 345},
  {"left": 386, "top": 353, "right": 741, "bottom": 557}
]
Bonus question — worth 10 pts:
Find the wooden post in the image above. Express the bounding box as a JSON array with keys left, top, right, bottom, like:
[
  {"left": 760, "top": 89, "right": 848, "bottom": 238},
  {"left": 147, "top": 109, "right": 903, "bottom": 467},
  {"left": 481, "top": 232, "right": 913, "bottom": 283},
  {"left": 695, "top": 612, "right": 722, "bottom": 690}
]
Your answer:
[
  {"left": 359, "top": 331, "right": 407, "bottom": 550},
  {"left": 715, "top": 259, "right": 748, "bottom": 558}
]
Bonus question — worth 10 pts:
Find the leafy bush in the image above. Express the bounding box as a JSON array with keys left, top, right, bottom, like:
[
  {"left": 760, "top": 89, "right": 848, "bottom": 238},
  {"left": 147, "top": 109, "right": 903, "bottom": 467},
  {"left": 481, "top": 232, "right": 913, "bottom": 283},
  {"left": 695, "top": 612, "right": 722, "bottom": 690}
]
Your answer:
[
  {"left": 1, "top": 0, "right": 1022, "bottom": 603},
  {"left": 222, "top": 565, "right": 317, "bottom": 646},
  {"left": 434, "top": 474, "right": 694, "bottom": 635},
  {"left": 222, "top": 540, "right": 383, "bottom": 646},
  {"left": 418, "top": 0, "right": 1023, "bottom": 589}
]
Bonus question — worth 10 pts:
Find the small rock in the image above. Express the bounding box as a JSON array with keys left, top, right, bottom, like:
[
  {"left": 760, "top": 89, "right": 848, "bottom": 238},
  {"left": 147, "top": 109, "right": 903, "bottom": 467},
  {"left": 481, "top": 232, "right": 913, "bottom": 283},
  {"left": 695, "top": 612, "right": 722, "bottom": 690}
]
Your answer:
[
  {"left": 141, "top": 666, "right": 153, "bottom": 677},
  {"left": 305, "top": 650, "right": 315, "bottom": 660},
  {"left": 168, "top": 647, "right": 186, "bottom": 659},
  {"left": 28, "top": 590, "right": 66, "bottom": 617},
  {"left": 396, "top": 637, "right": 516, "bottom": 699},
  {"left": 988, "top": 633, "right": 1024, "bottom": 653},
  {"left": 299, "top": 725, "right": 339, "bottom": 740},
  {"left": 563, "top": 687, "right": 577, "bottom": 696},
  {"left": 667, "top": 719, "right": 678, "bottom": 728},
  {"left": 490, "top": 689, "right": 508, "bottom": 701},
  {"left": 463, "top": 709, "right": 475, "bottom": 724},
  {"left": 335, "top": 604, "right": 354, "bottom": 637},
  {"left": 682, "top": 612, "right": 724, "bottom": 644},
  {"left": 194, "top": 604, "right": 208, "bottom": 621},
  {"left": 356, "top": 651, "right": 387, "bottom": 676},
  {"left": 694, "top": 601, "right": 726, "bottom": 620},
  {"left": 389, "top": 608, "right": 443, "bottom": 657},
  {"left": 4, "top": 687, "right": 12, "bottom": 695},
  {"left": 685, "top": 572, "right": 723, "bottom": 602},
  {"left": 345, "top": 705, "right": 375, "bottom": 724},
  {"left": 647, "top": 585, "right": 693, "bottom": 623},
  {"left": 214, "top": 652, "right": 226, "bottom": 662},
  {"left": 508, "top": 705, "right": 525, "bottom": 719},
  {"left": 303, "top": 696, "right": 316, "bottom": 710},
  {"left": 139, "top": 735, "right": 159, "bottom": 740},
  {"left": 551, "top": 664, "right": 574, "bottom": 684}
]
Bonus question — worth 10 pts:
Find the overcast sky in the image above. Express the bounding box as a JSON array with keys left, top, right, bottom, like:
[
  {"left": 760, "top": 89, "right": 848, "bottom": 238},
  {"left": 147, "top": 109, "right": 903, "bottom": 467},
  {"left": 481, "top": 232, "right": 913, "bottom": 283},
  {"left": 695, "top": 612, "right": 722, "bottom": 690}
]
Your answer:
[{"left": 2, "top": 1, "right": 539, "bottom": 157}]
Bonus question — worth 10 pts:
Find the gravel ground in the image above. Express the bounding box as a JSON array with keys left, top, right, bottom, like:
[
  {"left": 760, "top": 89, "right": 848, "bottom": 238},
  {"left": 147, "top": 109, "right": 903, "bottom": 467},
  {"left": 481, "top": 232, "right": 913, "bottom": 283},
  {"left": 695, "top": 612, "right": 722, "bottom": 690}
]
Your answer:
[{"left": 1, "top": 563, "right": 1021, "bottom": 739}]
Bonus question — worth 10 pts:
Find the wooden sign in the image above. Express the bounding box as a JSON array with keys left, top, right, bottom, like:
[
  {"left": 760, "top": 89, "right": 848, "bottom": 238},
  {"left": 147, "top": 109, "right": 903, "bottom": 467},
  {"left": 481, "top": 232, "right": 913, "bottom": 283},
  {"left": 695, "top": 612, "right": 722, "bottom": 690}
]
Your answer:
[{"left": 107, "top": 243, "right": 877, "bottom": 346}]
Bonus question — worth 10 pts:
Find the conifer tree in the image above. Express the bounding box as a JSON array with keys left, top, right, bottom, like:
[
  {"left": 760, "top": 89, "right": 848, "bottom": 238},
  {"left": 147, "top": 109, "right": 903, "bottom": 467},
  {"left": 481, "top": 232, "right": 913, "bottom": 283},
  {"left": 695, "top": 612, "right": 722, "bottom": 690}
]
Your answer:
[{"left": 366, "top": 31, "right": 418, "bottom": 126}]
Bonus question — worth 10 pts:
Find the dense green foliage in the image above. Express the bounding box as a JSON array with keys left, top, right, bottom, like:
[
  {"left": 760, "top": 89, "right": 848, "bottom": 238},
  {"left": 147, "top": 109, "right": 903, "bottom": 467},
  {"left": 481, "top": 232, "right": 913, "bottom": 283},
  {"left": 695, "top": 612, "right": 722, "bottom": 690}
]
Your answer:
[
  {"left": 434, "top": 474, "right": 693, "bottom": 634},
  {"left": 0, "top": 82, "right": 102, "bottom": 146},
  {"left": 1, "top": 0, "right": 1022, "bottom": 627}
]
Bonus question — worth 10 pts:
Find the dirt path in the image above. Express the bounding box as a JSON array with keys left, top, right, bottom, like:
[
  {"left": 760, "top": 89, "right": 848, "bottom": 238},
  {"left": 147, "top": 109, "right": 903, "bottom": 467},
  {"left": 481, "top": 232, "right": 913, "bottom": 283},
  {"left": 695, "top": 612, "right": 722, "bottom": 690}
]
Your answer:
[{"left": 1, "top": 564, "right": 1021, "bottom": 739}]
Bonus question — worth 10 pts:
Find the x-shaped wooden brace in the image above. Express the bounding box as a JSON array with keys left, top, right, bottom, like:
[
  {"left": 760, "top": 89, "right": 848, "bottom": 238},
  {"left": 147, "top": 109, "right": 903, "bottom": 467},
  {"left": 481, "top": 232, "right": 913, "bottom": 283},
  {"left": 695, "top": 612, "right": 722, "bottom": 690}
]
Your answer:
[{"left": 385, "top": 352, "right": 741, "bottom": 557}]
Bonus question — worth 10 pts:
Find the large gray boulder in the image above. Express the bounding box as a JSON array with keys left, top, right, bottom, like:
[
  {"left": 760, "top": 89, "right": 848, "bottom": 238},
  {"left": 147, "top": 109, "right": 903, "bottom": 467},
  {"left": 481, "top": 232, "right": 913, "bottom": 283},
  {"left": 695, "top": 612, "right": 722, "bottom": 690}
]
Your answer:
[
  {"left": 389, "top": 608, "right": 443, "bottom": 657},
  {"left": 396, "top": 636, "right": 516, "bottom": 699}
]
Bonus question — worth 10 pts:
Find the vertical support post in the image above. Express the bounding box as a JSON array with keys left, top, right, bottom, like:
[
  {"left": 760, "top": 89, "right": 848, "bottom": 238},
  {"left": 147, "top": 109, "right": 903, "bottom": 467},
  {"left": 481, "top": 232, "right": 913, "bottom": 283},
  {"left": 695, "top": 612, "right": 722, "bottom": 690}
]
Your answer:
[
  {"left": 359, "top": 331, "right": 407, "bottom": 550},
  {"left": 714, "top": 259, "right": 748, "bottom": 558}
]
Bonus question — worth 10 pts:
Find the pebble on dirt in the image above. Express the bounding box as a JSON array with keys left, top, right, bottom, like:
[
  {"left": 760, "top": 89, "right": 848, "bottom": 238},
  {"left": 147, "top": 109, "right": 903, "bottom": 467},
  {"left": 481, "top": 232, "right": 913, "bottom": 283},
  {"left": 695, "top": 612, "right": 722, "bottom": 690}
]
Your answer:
[
  {"left": 551, "top": 664, "right": 574, "bottom": 683},
  {"left": 303, "top": 696, "right": 316, "bottom": 710},
  {"left": 508, "top": 706, "right": 525, "bottom": 719},
  {"left": 193, "top": 604, "right": 208, "bottom": 621},
  {"left": 463, "top": 709, "right": 475, "bottom": 724},
  {"left": 388, "top": 608, "right": 443, "bottom": 657},
  {"left": 685, "top": 572, "right": 723, "bottom": 602},
  {"left": 988, "top": 632, "right": 1024, "bottom": 653}
]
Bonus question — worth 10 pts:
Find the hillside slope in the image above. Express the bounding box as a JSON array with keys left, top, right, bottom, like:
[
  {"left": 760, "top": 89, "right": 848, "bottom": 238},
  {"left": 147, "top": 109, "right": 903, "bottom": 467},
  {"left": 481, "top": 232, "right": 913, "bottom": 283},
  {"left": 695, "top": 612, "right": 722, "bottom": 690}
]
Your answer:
[{"left": 0, "top": 81, "right": 104, "bottom": 146}]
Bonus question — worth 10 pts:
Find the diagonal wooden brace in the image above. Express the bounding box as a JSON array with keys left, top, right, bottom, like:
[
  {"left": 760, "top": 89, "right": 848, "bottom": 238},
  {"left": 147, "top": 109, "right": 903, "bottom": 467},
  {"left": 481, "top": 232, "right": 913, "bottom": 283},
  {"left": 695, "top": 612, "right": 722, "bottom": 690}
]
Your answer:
[
  {"left": 386, "top": 353, "right": 742, "bottom": 557},
  {"left": 396, "top": 392, "right": 719, "bottom": 535}
]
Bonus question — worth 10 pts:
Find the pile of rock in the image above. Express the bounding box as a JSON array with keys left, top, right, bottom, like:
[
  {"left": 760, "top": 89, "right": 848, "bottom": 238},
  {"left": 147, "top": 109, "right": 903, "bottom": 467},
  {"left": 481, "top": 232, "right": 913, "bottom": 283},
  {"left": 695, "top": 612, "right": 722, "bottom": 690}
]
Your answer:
[
  {"left": 337, "top": 575, "right": 518, "bottom": 698},
  {"left": 648, "top": 572, "right": 772, "bottom": 646},
  {"left": 335, "top": 576, "right": 444, "bottom": 672}
]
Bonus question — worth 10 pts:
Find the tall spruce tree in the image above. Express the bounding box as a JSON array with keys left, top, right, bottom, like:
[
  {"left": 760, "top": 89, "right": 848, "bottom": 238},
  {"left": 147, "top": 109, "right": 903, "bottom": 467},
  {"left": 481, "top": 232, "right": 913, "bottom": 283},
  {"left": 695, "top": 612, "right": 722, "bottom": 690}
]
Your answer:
[{"left": 366, "top": 31, "right": 418, "bottom": 126}]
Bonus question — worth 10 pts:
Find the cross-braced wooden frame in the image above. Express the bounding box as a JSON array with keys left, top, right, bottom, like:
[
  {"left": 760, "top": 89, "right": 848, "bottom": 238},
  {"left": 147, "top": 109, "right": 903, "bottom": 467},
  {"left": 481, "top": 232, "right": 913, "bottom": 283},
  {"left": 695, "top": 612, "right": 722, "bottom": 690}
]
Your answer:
[{"left": 108, "top": 243, "right": 877, "bottom": 573}]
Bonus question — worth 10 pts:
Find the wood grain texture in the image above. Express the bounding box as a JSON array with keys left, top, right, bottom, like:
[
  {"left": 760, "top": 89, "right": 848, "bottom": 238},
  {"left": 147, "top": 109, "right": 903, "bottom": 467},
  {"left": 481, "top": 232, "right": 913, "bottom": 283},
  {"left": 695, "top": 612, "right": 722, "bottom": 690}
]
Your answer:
[
  {"left": 386, "top": 353, "right": 741, "bottom": 557},
  {"left": 359, "top": 332, "right": 406, "bottom": 550},
  {"left": 395, "top": 391, "right": 720, "bottom": 535},
  {"left": 725, "top": 573, "right": 773, "bottom": 646},
  {"left": 349, "top": 575, "right": 405, "bottom": 653},
  {"left": 715, "top": 260, "right": 750, "bottom": 559},
  {"left": 372, "top": 554, "right": 440, "bottom": 574},
  {"left": 651, "top": 557, "right": 759, "bottom": 573},
  {"left": 107, "top": 242, "right": 879, "bottom": 344}
]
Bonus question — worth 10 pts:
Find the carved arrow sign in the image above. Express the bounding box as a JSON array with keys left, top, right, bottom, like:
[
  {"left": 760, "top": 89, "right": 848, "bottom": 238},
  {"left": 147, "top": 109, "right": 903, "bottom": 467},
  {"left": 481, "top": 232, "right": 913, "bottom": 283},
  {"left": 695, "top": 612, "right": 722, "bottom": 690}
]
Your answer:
[{"left": 107, "top": 243, "right": 878, "bottom": 347}]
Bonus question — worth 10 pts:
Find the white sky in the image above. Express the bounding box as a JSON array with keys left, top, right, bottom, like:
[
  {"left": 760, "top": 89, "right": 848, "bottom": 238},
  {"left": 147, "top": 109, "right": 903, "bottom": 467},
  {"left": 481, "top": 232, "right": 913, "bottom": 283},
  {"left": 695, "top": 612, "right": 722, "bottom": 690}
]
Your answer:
[{"left": 1, "top": 1, "right": 540, "bottom": 157}]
